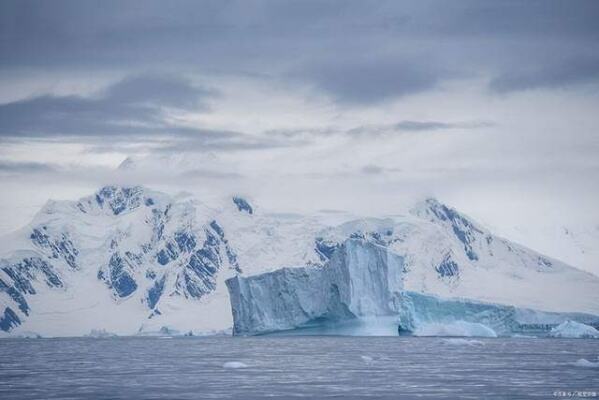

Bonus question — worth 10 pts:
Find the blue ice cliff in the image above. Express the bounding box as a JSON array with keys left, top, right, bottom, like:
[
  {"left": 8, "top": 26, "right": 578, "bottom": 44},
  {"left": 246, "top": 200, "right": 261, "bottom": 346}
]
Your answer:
[{"left": 226, "top": 239, "right": 599, "bottom": 336}]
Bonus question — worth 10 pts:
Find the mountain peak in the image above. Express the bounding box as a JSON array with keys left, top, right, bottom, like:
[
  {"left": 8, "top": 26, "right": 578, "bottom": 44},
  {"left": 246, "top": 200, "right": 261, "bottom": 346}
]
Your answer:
[
  {"left": 411, "top": 198, "right": 470, "bottom": 224},
  {"left": 410, "top": 197, "right": 445, "bottom": 218},
  {"left": 117, "top": 157, "right": 136, "bottom": 170},
  {"left": 94, "top": 185, "right": 147, "bottom": 215},
  {"left": 232, "top": 196, "right": 253, "bottom": 215},
  {"left": 411, "top": 197, "right": 486, "bottom": 261}
]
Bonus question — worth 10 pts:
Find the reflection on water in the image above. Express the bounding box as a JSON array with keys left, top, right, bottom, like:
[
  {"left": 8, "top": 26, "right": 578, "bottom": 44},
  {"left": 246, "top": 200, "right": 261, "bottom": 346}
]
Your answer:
[{"left": 0, "top": 336, "right": 598, "bottom": 399}]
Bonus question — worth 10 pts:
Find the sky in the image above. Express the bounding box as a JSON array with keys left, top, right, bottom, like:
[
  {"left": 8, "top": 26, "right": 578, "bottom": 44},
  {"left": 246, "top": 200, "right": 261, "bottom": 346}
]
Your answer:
[{"left": 1, "top": 1, "right": 598, "bottom": 268}]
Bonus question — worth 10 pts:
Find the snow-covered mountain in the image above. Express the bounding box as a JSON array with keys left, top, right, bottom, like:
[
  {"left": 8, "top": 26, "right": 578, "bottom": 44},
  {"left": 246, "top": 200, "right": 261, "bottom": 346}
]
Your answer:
[
  {"left": 314, "top": 199, "right": 599, "bottom": 314},
  {"left": 1, "top": 186, "right": 598, "bottom": 337},
  {"left": 0, "top": 185, "right": 325, "bottom": 336}
]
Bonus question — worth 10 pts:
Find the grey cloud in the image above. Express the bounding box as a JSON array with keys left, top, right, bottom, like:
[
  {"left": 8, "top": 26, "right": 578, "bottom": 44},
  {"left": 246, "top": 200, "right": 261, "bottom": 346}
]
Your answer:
[
  {"left": 104, "top": 75, "right": 216, "bottom": 109},
  {"left": 299, "top": 56, "right": 451, "bottom": 104},
  {"left": 152, "top": 134, "right": 297, "bottom": 154},
  {"left": 395, "top": 121, "right": 459, "bottom": 131},
  {"left": 348, "top": 120, "right": 493, "bottom": 136},
  {"left": 0, "top": 72, "right": 297, "bottom": 153},
  {"left": 394, "top": 120, "right": 494, "bottom": 131},
  {"left": 1, "top": 0, "right": 598, "bottom": 104},
  {"left": 263, "top": 127, "right": 336, "bottom": 139},
  {"left": 0, "top": 160, "right": 58, "bottom": 173},
  {"left": 0, "top": 73, "right": 214, "bottom": 138},
  {"left": 81, "top": 128, "right": 302, "bottom": 156},
  {"left": 361, "top": 165, "right": 383, "bottom": 175},
  {"left": 361, "top": 164, "right": 402, "bottom": 175},
  {"left": 178, "top": 169, "right": 243, "bottom": 180},
  {"left": 490, "top": 56, "right": 599, "bottom": 93},
  {"left": 264, "top": 119, "right": 493, "bottom": 140},
  {"left": 430, "top": 1, "right": 599, "bottom": 38}
]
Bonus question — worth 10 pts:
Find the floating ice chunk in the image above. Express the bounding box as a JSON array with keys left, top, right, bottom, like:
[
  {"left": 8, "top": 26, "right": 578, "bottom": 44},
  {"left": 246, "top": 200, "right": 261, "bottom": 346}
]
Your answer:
[
  {"left": 85, "top": 329, "right": 117, "bottom": 338},
  {"left": 136, "top": 326, "right": 181, "bottom": 337},
  {"left": 223, "top": 361, "right": 249, "bottom": 369},
  {"left": 4, "top": 331, "right": 43, "bottom": 339},
  {"left": 0, "top": 331, "right": 42, "bottom": 339},
  {"left": 442, "top": 338, "right": 485, "bottom": 346},
  {"left": 571, "top": 358, "right": 599, "bottom": 368},
  {"left": 414, "top": 321, "right": 497, "bottom": 337},
  {"left": 360, "top": 355, "right": 374, "bottom": 364},
  {"left": 550, "top": 320, "right": 599, "bottom": 338},
  {"left": 512, "top": 334, "right": 536, "bottom": 338}
]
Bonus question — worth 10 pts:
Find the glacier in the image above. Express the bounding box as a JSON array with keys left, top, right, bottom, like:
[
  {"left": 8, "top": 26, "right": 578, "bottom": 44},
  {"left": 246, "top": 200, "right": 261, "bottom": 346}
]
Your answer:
[{"left": 227, "top": 239, "right": 599, "bottom": 336}]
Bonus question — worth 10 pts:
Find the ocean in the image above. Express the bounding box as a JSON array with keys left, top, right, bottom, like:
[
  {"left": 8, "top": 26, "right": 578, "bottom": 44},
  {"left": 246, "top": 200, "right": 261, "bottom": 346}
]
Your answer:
[{"left": 1, "top": 336, "right": 598, "bottom": 399}]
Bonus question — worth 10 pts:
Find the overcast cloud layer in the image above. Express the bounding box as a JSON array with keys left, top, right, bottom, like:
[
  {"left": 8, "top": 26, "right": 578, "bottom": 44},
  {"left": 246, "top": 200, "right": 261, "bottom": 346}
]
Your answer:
[{"left": 1, "top": 1, "right": 598, "bottom": 270}]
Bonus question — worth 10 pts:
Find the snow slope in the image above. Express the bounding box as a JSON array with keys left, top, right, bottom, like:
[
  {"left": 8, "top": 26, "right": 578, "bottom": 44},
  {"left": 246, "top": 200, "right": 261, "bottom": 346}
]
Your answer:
[
  {"left": 315, "top": 199, "right": 599, "bottom": 314},
  {"left": 493, "top": 223, "right": 599, "bottom": 277}
]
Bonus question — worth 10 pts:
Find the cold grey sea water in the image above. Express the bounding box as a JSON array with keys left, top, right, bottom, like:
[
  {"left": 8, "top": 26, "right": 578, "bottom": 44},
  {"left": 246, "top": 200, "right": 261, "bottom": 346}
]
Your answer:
[{"left": 0, "top": 336, "right": 598, "bottom": 399}]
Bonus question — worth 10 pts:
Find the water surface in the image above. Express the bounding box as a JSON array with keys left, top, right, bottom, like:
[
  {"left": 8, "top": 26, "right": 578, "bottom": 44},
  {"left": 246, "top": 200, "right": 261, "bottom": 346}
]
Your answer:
[{"left": 1, "top": 336, "right": 598, "bottom": 399}]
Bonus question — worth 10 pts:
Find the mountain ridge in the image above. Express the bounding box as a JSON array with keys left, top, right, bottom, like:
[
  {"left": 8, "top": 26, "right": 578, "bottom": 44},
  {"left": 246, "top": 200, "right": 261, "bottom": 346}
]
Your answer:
[{"left": 1, "top": 185, "right": 598, "bottom": 337}]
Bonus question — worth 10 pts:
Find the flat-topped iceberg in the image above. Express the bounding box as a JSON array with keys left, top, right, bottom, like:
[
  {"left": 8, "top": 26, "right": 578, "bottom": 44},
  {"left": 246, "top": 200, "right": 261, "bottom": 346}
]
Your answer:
[
  {"left": 226, "top": 239, "right": 405, "bottom": 335},
  {"left": 226, "top": 239, "right": 599, "bottom": 336}
]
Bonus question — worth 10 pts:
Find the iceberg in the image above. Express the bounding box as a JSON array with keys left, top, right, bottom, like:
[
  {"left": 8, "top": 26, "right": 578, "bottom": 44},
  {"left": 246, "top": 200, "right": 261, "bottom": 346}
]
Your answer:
[
  {"left": 223, "top": 361, "right": 249, "bottom": 369},
  {"left": 549, "top": 320, "right": 599, "bottom": 338},
  {"left": 84, "top": 329, "right": 117, "bottom": 338},
  {"left": 572, "top": 359, "right": 599, "bottom": 368},
  {"left": 226, "top": 239, "right": 405, "bottom": 335},
  {"left": 360, "top": 355, "right": 374, "bottom": 364},
  {"left": 227, "top": 239, "right": 599, "bottom": 336}
]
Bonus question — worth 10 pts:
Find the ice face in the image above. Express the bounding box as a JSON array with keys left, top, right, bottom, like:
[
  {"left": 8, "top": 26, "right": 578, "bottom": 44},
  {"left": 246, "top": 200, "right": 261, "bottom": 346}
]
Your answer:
[
  {"left": 227, "top": 239, "right": 599, "bottom": 336},
  {"left": 396, "top": 292, "right": 521, "bottom": 335},
  {"left": 226, "top": 239, "right": 406, "bottom": 335},
  {"left": 327, "top": 238, "right": 405, "bottom": 317},
  {"left": 549, "top": 320, "right": 599, "bottom": 338},
  {"left": 226, "top": 266, "right": 349, "bottom": 335}
]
